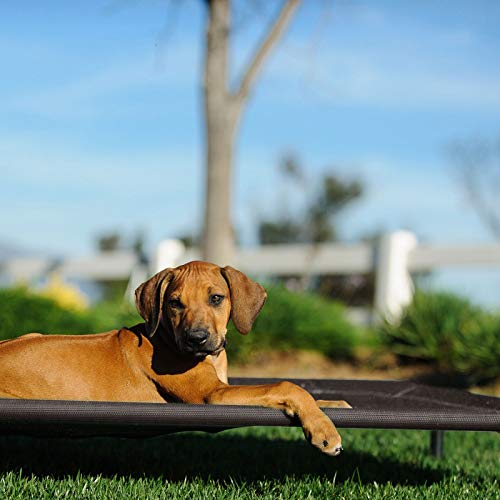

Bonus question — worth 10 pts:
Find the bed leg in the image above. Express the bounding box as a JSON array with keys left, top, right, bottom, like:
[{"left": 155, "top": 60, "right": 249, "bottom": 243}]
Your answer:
[{"left": 430, "top": 430, "right": 444, "bottom": 458}]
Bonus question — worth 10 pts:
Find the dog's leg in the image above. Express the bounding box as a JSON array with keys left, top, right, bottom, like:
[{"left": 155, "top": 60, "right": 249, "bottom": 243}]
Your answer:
[
  {"left": 205, "top": 381, "right": 343, "bottom": 456},
  {"left": 209, "top": 351, "right": 228, "bottom": 384},
  {"left": 316, "top": 400, "right": 352, "bottom": 409}
]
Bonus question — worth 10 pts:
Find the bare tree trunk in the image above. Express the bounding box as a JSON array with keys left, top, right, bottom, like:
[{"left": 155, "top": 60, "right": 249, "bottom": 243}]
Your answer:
[
  {"left": 202, "top": 0, "right": 301, "bottom": 265},
  {"left": 203, "top": 0, "right": 234, "bottom": 265}
]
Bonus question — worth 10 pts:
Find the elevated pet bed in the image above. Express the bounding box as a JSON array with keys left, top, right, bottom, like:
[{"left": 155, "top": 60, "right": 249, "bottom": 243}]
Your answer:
[{"left": 0, "top": 378, "right": 498, "bottom": 457}]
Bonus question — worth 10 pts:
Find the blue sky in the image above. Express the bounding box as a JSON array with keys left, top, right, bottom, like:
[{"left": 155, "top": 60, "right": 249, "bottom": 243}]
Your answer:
[{"left": 1, "top": 1, "right": 500, "bottom": 305}]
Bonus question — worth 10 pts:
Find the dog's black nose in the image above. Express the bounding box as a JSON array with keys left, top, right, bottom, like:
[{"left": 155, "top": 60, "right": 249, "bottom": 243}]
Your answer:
[{"left": 185, "top": 329, "right": 209, "bottom": 346}]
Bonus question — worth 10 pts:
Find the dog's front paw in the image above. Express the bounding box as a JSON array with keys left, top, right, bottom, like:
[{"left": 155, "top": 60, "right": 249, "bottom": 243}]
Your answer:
[{"left": 302, "top": 411, "right": 343, "bottom": 456}]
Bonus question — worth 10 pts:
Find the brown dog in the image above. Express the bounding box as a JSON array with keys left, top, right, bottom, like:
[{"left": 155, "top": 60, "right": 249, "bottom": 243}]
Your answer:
[{"left": 0, "top": 261, "right": 349, "bottom": 456}]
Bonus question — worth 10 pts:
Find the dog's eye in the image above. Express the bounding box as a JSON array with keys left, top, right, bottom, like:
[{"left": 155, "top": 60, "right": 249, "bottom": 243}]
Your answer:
[
  {"left": 168, "top": 298, "right": 184, "bottom": 309},
  {"left": 209, "top": 294, "right": 224, "bottom": 306}
]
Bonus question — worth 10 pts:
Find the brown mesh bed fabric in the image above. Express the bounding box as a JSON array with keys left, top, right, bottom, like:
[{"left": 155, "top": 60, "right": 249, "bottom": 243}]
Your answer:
[{"left": 0, "top": 378, "right": 498, "bottom": 438}]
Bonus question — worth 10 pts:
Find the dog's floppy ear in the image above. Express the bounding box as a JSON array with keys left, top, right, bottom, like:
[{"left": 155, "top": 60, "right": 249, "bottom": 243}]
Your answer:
[
  {"left": 135, "top": 268, "right": 174, "bottom": 337},
  {"left": 221, "top": 266, "right": 267, "bottom": 335}
]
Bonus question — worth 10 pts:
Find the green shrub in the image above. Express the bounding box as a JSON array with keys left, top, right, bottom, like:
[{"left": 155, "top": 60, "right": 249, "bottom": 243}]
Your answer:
[
  {"left": 0, "top": 287, "right": 95, "bottom": 340},
  {"left": 379, "top": 290, "right": 500, "bottom": 383},
  {"left": 226, "top": 285, "right": 362, "bottom": 361},
  {"left": 0, "top": 287, "right": 141, "bottom": 342},
  {"left": 87, "top": 300, "right": 141, "bottom": 333}
]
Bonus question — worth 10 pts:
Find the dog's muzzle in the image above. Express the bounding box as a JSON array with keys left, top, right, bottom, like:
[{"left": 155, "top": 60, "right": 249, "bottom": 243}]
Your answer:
[{"left": 182, "top": 328, "right": 223, "bottom": 357}]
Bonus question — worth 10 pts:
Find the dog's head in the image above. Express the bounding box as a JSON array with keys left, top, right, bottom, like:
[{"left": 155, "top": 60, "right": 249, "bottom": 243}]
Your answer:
[{"left": 134, "top": 261, "right": 267, "bottom": 357}]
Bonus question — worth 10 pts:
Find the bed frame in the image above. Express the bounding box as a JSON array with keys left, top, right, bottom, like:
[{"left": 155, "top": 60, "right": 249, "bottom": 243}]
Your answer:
[{"left": 0, "top": 378, "right": 498, "bottom": 458}]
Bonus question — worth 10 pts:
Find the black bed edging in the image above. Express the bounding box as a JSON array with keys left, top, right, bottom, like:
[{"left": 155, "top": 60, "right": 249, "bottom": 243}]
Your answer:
[{"left": 0, "top": 379, "right": 498, "bottom": 438}]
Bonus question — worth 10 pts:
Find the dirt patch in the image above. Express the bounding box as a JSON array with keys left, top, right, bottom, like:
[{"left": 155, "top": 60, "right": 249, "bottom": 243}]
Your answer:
[
  {"left": 229, "top": 350, "right": 431, "bottom": 380},
  {"left": 228, "top": 350, "right": 500, "bottom": 396}
]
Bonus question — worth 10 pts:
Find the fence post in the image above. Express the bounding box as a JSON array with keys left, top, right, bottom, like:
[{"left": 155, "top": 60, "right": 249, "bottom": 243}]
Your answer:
[
  {"left": 153, "top": 239, "right": 186, "bottom": 274},
  {"left": 125, "top": 261, "right": 150, "bottom": 304},
  {"left": 374, "top": 231, "right": 417, "bottom": 323}
]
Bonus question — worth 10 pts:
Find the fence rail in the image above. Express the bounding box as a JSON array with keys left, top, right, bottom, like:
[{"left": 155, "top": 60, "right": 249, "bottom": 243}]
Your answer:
[
  {"left": 408, "top": 244, "right": 500, "bottom": 271},
  {"left": 236, "top": 243, "right": 374, "bottom": 275}
]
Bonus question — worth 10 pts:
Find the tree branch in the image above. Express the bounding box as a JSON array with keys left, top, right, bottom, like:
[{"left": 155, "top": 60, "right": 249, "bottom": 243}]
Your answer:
[
  {"left": 449, "top": 138, "right": 500, "bottom": 239},
  {"left": 231, "top": 0, "right": 301, "bottom": 116},
  {"left": 464, "top": 170, "right": 500, "bottom": 238}
]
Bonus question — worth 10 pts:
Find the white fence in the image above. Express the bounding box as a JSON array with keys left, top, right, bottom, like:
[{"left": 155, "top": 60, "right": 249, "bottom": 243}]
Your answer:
[{"left": 2, "top": 231, "right": 500, "bottom": 324}]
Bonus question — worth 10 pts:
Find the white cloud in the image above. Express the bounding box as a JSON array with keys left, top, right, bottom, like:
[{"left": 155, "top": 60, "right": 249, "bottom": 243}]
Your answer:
[
  {"left": 257, "top": 23, "right": 500, "bottom": 110},
  {"left": 1, "top": 133, "right": 199, "bottom": 191},
  {"left": 0, "top": 133, "right": 202, "bottom": 255},
  {"left": 3, "top": 42, "right": 200, "bottom": 119}
]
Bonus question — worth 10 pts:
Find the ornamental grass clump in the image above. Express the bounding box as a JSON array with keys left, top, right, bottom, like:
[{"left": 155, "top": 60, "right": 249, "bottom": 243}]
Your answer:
[{"left": 379, "top": 290, "right": 500, "bottom": 384}]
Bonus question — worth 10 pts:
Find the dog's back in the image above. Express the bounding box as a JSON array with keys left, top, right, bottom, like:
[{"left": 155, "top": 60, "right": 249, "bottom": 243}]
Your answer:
[{"left": 0, "top": 330, "right": 161, "bottom": 402}]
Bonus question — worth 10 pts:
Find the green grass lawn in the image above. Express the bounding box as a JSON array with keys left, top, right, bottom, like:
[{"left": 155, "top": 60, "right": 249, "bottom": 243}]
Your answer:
[{"left": 0, "top": 427, "right": 497, "bottom": 499}]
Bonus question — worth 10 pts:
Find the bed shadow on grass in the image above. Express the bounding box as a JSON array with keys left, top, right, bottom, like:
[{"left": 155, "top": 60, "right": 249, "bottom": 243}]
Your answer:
[{"left": 0, "top": 431, "right": 447, "bottom": 486}]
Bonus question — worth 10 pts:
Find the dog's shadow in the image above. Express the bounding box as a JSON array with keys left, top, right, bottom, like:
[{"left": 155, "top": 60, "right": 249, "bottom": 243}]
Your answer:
[{"left": 0, "top": 430, "right": 451, "bottom": 487}]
